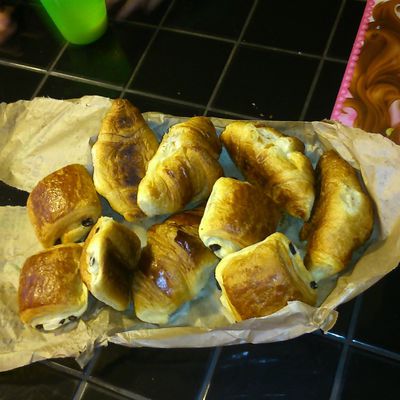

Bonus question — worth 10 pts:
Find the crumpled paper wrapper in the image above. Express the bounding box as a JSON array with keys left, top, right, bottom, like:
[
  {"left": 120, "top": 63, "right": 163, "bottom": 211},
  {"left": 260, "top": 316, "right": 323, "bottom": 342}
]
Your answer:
[{"left": 1, "top": 96, "right": 400, "bottom": 372}]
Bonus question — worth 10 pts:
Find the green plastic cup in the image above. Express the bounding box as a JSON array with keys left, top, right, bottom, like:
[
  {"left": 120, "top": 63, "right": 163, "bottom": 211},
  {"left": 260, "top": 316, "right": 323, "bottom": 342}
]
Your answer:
[{"left": 40, "top": 0, "right": 107, "bottom": 45}]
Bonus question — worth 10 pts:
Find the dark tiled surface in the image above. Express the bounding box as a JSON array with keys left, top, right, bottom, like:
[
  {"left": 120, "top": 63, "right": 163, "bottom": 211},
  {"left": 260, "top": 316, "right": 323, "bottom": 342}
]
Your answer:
[
  {"left": 243, "top": 0, "right": 342, "bottom": 55},
  {"left": 305, "top": 60, "right": 346, "bottom": 121},
  {"left": 207, "top": 335, "right": 342, "bottom": 400},
  {"left": 329, "top": 298, "right": 356, "bottom": 338},
  {"left": 38, "top": 76, "right": 120, "bottom": 99},
  {"left": 353, "top": 268, "right": 400, "bottom": 354},
  {"left": 82, "top": 384, "right": 130, "bottom": 400},
  {"left": 0, "top": 362, "right": 80, "bottom": 400},
  {"left": 341, "top": 348, "right": 400, "bottom": 400},
  {"left": 124, "top": 92, "right": 204, "bottom": 116},
  {"left": 165, "top": 0, "right": 254, "bottom": 39},
  {"left": 55, "top": 23, "right": 154, "bottom": 86},
  {"left": 0, "top": 180, "right": 29, "bottom": 206},
  {"left": 328, "top": 0, "right": 367, "bottom": 60},
  {"left": 0, "top": 3, "right": 64, "bottom": 68},
  {"left": 213, "top": 46, "right": 318, "bottom": 120},
  {"left": 131, "top": 30, "right": 232, "bottom": 104},
  {"left": 0, "top": 65, "right": 42, "bottom": 102},
  {"left": 91, "top": 344, "right": 212, "bottom": 400}
]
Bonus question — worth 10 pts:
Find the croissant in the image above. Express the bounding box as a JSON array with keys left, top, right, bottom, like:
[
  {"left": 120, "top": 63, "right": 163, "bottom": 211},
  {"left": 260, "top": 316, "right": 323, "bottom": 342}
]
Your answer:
[
  {"left": 27, "top": 164, "right": 102, "bottom": 248},
  {"left": 92, "top": 99, "right": 159, "bottom": 221},
  {"left": 215, "top": 232, "right": 317, "bottom": 322},
  {"left": 80, "top": 217, "right": 142, "bottom": 311},
  {"left": 18, "top": 244, "right": 88, "bottom": 331},
  {"left": 199, "top": 177, "right": 281, "bottom": 258},
  {"left": 300, "top": 150, "right": 374, "bottom": 282},
  {"left": 132, "top": 209, "right": 219, "bottom": 324},
  {"left": 137, "top": 116, "right": 223, "bottom": 217},
  {"left": 221, "top": 121, "right": 315, "bottom": 220}
]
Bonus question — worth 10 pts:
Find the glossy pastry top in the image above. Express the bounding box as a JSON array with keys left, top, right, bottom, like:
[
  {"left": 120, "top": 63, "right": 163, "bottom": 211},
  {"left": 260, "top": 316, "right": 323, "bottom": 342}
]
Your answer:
[
  {"left": 92, "top": 99, "right": 159, "bottom": 221},
  {"left": 27, "top": 164, "right": 101, "bottom": 248}
]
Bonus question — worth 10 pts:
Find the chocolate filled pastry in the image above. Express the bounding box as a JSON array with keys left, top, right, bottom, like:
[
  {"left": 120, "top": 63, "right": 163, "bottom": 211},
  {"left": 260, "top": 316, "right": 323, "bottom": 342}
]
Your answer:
[
  {"left": 92, "top": 99, "right": 159, "bottom": 221},
  {"left": 220, "top": 121, "right": 315, "bottom": 221},
  {"left": 215, "top": 232, "right": 317, "bottom": 322},
  {"left": 300, "top": 150, "right": 374, "bottom": 282},
  {"left": 27, "top": 164, "right": 102, "bottom": 248},
  {"left": 80, "top": 217, "right": 142, "bottom": 311},
  {"left": 137, "top": 116, "right": 223, "bottom": 217},
  {"left": 18, "top": 244, "right": 88, "bottom": 331},
  {"left": 199, "top": 177, "right": 281, "bottom": 258},
  {"left": 133, "top": 208, "right": 219, "bottom": 324}
]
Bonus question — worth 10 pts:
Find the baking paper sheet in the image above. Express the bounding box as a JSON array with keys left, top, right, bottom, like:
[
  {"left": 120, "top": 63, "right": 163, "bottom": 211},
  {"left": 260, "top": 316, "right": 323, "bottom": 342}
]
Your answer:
[{"left": 1, "top": 97, "right": 400, "bottom": 372}]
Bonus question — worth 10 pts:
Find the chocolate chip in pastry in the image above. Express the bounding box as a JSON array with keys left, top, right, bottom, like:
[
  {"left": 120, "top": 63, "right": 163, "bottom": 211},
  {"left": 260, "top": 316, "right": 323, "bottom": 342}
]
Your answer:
[
  {"left": 300, "top": 150, "right": 374, "bottom": 282},
  {"left": 18, "top": 244, "right": 88, "bottom": 331},
  {"left": 137, "top": 116, "right": 223, "bottom": 217},
  {"left": 215, "top": 232, "right": 317, "bottom": 322},
  {"left": 27, "top": 164, "right": 102, "bottom": 248},
  {"left": 80, "top": 217, "right": 142, "bottom": 311},
  {"left": 221, "top": 121, "right": 315, "bottom": 221},
  {"left": 199, "top": 177, "right": 281, "bottom": 258},
  {"left": 132, "top": 208, "right": 219, "bottom": 324},
  {"left": 92, "top": 99, "right": 159, "bottom": 221}
]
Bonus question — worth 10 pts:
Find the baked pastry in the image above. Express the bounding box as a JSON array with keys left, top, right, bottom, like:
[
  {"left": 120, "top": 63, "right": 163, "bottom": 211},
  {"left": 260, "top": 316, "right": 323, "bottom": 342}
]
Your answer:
[
  {"left": 80, "top": 217, "right": 142, "bottom": 311},
  {"left": 199, "top": 177, "right": 281, "bottom": 258},
  {"left": 221, "top": 121, "right": 315, "bottom": 220},
  {"left": 18, "top": 244, "right": 87, "bottom": 331},
  {"left": 133, "top": 208, "right": 219, "bottom": 324},
  {"left": 137, "top": 116, "right": 223, "bottom": 217},
  {"left": 215, "top": 232, "right": 317, "bottom": 322},
  {"left": 300, "top": 150, "right": 374, "bottom": 282},
  {"left": 92, "top": 99, "right": 159, "bottom": 221},
  {"left": 27, "top": 164, "right": 102, "bottom": 248}
]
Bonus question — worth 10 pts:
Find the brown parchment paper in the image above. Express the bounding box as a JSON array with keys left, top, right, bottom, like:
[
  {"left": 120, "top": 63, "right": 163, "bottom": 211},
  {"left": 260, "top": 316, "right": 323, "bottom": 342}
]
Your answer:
[{"left": 1, "top": 97, "right": 400, "bottom": 372}]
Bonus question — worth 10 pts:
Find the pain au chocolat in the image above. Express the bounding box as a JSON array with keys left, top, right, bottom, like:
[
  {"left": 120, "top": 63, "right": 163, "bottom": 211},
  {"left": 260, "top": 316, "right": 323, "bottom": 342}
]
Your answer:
[
  {"left": 199, "top": 177, "right": 281, "bottom": 258},
  {"left": 215, "top": 232, "right": 317, "bottom": 322},
  {"left": 300, "top": 150, "right": 374, "bottom": 282},
  {"left": 92, "top": 99, "right": 159, "bottom": 221},
  {"left": 18, "top": 244, "right": 88, "bottom": 331},
  {"left": 133, "top": 208, "right": 219, "bottom": 324},
  {"left": 80, "top": 217, "right": 142, "bottom": 311},
  {"left": 221, "top": 121, "right": 315, "bottom": 221},
  {"left": 27, "top": 164, "right": 102, "bottom": 248},
  {"left": 137, "top": 116, "right": 223, "bottom": 217}
]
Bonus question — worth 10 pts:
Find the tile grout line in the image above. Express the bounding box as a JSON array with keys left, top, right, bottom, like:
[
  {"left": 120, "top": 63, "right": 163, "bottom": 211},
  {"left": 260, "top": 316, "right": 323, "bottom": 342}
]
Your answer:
[
  {"left": 197, "top": 347, "right": 222, "bottom": 400},
  {"left": 0, "top": 58, "right": 46, "bottom": 73},
  {"left": 119, "top": 0, "right": 177, "bottom": 99},
  {"left": 329, "top": 294, "right": 363, "bottom": 400},
  {"left": 299, "top": 0, "right": 347, "bottom": 120},
  {"left": 30, "top": 41, "right": 69, "bottom": 99},
  {"left": 203, "top": 0, "right": 260, "bottom": 116}
]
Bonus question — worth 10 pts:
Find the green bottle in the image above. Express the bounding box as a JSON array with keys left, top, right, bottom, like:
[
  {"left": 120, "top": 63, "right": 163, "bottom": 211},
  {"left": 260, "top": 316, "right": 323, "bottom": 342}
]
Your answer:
[{"left": 40, "top": 0, "right": 107, "bottom": 45}]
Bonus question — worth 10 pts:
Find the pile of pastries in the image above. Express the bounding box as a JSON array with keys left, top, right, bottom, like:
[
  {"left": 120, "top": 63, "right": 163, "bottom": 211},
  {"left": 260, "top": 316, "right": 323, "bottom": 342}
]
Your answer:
[{"left": 18, "top": 99, "right": 374, "bottom": 331}]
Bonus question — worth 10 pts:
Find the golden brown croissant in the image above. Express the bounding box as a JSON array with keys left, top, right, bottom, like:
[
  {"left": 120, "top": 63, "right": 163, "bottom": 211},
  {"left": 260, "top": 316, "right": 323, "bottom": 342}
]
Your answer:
[
  {"left": 221, "top": 121, "right": 315, "bottom": 220},
  {"left": 137, "top": 117, "right": 223, "bottom": 217},
  {"left": 18, "top": 244, "right": 88, "bottom": 331},
  {"left": 300, "top": 150, "right": 374, "bottom": 282},
  {"left": 199, "top": 177, "right": 281, "bottom": 258},
  {"left": 215, "top": 232, "right": 317, "bottom": 322},
  {"left": 80, "top": 217, "right": 142, "bottom": 311},
  {"left": 27, "top": 164, "right": 102, "bottom": 248},
  {"left": 132, "top": 208, "right": 219, "bottom": 324},
  {"left": 92, "top": 99, "right": 159, "bottom": 221}
]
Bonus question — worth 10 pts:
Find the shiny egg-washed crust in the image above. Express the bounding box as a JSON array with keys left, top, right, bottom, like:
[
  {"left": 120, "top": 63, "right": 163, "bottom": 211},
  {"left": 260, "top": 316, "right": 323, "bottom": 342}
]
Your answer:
[
  {"left": 221, "top": 121, "right": 315, "bottom": 221},
  {"left": 18, "top": 244, "right": 87, "bottom": 325},
  {"left": 215, "top": 232, "right": 317, "bottom": 322},
  {"left": 27, "top": 164, "right": 102, "bottom": 248},
  {"left": 300, "top": 150, "right": 374, "bottom": 282},
  {"left": 80, "top": 217, "right": 142, "bottom": 311},
  {"left": 137, "top": 117, "right": 223, "bottom": 217},
  {"left": 199, "top": 177, "right": 281, "bottom": 258},
  {"left": 133, "top": 208, "right": 219, "bottom": 324},
  {"left": 92, "top": 99, "right": 159, "bottom": 221}
]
